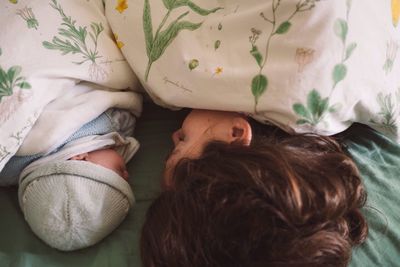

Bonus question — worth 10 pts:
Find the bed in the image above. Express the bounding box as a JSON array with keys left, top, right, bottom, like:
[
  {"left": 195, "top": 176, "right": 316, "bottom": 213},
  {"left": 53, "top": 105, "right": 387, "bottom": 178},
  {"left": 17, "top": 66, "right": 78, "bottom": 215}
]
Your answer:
[
  {"left": 2, "top": 0, "right": 400, "bottom": 266},
  {"left": 0, "top": 101, "right": 400, "bottom": 267}
]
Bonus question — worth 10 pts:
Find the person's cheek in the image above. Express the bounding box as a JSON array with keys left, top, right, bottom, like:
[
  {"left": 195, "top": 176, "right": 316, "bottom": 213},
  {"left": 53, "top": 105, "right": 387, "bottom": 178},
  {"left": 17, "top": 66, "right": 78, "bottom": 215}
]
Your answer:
[{"left": 162, "top": 159, "right": 176, "bottom": 190}]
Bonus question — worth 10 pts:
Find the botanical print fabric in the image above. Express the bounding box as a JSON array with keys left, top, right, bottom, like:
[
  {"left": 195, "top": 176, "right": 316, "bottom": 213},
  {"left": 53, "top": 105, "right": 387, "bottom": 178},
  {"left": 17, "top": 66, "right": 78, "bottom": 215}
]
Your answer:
[
  {"left": 0, "top": 0, "right": 141, "bottom": 171},
  {"left": 106, "top": 0, "right": 400, "bottom": 142}
]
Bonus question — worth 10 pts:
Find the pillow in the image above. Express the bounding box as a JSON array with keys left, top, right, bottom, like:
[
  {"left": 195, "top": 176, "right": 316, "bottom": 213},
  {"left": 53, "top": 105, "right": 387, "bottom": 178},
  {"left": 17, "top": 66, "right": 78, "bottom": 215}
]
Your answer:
[
  {"left": 0, "top": 0, "right": 140, "bottom": 169},
  {"left": 105, "top": 0, "right": 400, "bottom": 141}
]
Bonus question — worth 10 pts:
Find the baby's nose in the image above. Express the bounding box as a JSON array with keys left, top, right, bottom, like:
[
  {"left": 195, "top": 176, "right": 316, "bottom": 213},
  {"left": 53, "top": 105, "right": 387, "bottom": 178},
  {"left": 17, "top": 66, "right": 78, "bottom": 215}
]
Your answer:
[{"left": 122, "top": 169, "right": 129, "bottom": 180}]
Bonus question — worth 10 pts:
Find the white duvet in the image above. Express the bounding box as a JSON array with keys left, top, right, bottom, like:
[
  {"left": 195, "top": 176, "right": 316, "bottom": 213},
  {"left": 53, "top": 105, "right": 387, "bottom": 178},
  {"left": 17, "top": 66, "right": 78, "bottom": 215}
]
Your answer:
[{"left": 105, "top": 0, "right": 400, "bottom": 142}]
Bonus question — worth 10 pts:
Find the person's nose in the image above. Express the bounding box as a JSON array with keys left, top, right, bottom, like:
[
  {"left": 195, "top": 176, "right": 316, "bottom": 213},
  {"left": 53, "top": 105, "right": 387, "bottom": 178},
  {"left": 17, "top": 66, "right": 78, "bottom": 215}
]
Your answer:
[{"left": 172, "top": 130, "right": 180, "bottom": 146}]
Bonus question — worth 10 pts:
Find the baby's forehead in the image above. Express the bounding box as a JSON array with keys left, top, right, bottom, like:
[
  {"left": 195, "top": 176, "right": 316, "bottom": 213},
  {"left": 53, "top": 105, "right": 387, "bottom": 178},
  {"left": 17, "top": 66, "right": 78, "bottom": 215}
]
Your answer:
[{"left": 90, "top": 148, "right": 125, "bottom": 159}]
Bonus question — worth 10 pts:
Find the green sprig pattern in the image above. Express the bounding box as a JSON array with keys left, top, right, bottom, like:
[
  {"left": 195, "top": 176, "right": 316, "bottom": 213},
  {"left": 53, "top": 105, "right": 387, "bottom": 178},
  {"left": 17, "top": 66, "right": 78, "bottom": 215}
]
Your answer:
[
  {"left": 249, "top": 0, "right": 320, "bottom": 113},
  {"left": 370, "top": 90, "right": 400, "bottom": 136},
  {"left": 293, "top": 0, "right": 356, "bottom": 127},
  {"left": 0, "top": 48, "right": 31, "bottom": 102},
  {"left": 43, "top": 0, "right": 104, "bottom": 65},
  {"left": 143, "top": 0, "right": 222, "bottom": 81}
]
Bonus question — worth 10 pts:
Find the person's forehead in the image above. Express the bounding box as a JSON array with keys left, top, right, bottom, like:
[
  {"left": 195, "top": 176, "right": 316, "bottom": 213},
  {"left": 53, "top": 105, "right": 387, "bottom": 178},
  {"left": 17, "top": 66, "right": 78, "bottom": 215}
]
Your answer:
[
  {"left": 183, "top": 110, "right": 210, "bottom": 127},
  {"left": 188, "top": 109, "right": 211, "bottom": 119},
  {"left": 186, "top": 109, "right": 225, "bottom": 123}
]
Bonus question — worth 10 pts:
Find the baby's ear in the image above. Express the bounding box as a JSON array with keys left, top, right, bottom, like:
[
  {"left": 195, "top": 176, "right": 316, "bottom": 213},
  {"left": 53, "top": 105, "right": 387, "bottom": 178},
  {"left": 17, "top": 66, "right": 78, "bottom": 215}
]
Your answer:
[
  {"left": 231, "top": 117, "right": 252, "bottom": 146},
  {"left": 69, "top": 153, "right": 89, "bottom": 161}
]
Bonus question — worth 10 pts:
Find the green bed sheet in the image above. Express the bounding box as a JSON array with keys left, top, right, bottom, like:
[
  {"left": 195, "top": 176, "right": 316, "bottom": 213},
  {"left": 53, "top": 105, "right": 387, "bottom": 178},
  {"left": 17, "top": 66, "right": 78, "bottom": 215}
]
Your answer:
[{"left": 0, "top": 102, "right": 399, "bottom": 267}]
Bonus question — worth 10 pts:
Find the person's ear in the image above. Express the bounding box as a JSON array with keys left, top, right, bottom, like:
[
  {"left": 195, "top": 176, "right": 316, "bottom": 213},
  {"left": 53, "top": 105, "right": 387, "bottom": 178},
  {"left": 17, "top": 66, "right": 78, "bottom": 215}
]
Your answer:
[
  {"left": 69, "top": 153, "right": 89, "bottom": 161},
  {"left": 231, "top": 117, "right": 252, "bottom": 146}
]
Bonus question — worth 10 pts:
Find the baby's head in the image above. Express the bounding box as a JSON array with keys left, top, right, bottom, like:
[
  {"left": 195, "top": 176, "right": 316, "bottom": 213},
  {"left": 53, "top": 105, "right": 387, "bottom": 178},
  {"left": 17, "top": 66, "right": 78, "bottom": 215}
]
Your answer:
[
  {"left": 69, "top": 148, "right": 129, "bottom": 180},
  {"left": 18, "top": 148, "right": 134, "bottom": 251}
]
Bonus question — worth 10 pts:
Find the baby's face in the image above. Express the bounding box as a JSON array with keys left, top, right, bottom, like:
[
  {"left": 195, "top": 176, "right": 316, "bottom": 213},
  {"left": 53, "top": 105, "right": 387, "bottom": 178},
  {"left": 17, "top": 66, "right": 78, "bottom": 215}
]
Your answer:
[{"left": 70, "top": 148, "right": 129, "bottom": 180}]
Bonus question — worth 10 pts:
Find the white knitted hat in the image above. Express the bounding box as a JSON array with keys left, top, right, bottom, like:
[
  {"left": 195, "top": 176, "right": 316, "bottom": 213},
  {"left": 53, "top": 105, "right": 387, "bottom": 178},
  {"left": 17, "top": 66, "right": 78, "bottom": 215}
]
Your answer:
[{"left": 18, "top": 160, "right": 135, "bottom": 251}]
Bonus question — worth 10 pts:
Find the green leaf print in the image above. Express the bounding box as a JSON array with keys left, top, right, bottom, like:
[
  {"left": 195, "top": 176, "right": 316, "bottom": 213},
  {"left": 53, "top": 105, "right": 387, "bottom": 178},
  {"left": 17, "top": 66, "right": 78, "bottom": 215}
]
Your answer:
[
  {"left": 293, "top": 89, "right": 338, "bottom": 126},
  {"left": 162, "top": 0, "right": 222, "bottom": 15},
  {"left": 143, "top": 0, "right": 222, "bottom": 81},
  {"left": 275, "top": 21, "right": 291, "bottom": 34},
  {"left": 334, "top": 18, "right": 348, "bottom": 43},
  {"left": 307, "top": 90, "right": 321, "bottom": 116},
  {"left": 370, "top": 91, "right": 399, "bottom": 136},
  {"left": 150, "top": 20, "right": 202, "bottom": 62},
  {"left": 187, "top": 1, "right": 223, "bottom": 16},
  {"left": 162, "top": 0, "right": 184, "bottom": 10},
  {"left": 214, "top": 40, "right": 221, "bottom": 50},
  {"left": 44, "top": 16, "right": 104, "bottom": 62},
  {"left": 345, "top": 42, "right": 357, "bottom": 61},
  {"left": 43, "top": 0, "right": 105, "bottom": 80},
  {"left": 17, "top": 7, "right": 39, "bottom": 30},
  {"left": 307, "top": 89, "right": 328, "bottom": 118},
  {"left": 383, "top": 40, "right": 398, "bottom": 75},
  {"left": 293, "top": 103, "right": 312, "bottom": 121},
  {"left": 188, "top": 59, "right": 199, "bottom": 70},
  {"left": 330, "top": 1, "right": 355, "bottom": 91},
  {"left": 251, "top": 74, "right": 268, "bottom": 105},
  {"left": 250, "top": 46, "right": 263, "bottom": 67},
  {"left": 332, "top": 63, "right": 347, "bottom": 88},
  {"left": 7, "top": 66, "right": 21, "bottom": 83},
  {"left": 43, "top": 37, "right": 81, "bottom": 55},
  {"left": 0, "top": 64, "right": 31, "bottom": 102},
  {"left": 328, "top": 103, "right": 342, "bottom": 113},
  {"left": 17, "top": 81, "right": 31, "bottom": 89},
  {"left": 143, "top": 0, "right": 154, "bottom": 58},
  {"left": 296, "top": 119, "right": 310, "bottom": 125}
]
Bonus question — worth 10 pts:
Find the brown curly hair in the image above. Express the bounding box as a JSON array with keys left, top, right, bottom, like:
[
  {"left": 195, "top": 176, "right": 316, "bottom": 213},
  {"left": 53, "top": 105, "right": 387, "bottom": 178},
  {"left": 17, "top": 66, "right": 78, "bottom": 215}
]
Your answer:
[{"left": 141, "top": 133, "right": 368, "bottom": 267}]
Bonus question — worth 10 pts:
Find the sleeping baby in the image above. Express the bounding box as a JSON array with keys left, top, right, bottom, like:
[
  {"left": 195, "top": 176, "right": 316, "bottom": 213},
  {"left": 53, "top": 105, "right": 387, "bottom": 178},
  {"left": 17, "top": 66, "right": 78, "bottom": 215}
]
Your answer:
[
  {"left": 0, "top": 0, "right": 143, "bottom": 251},
  {"left": 0, "top": 108, "right": 138, "bottom": 251}
]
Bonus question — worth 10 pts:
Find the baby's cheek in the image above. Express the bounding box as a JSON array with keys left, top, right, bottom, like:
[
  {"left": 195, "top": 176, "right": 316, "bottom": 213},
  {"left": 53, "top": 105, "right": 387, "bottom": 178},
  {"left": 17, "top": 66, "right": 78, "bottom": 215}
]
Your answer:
[{"left": 123, "top": 170, "right": 129, "bottom": 180}]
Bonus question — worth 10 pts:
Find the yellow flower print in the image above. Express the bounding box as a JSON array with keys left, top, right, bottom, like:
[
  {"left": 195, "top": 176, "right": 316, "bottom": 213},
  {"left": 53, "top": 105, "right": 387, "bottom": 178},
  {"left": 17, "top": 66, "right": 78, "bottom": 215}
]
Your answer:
[
  {"left": 113, "top": 33, "right": 125, "bottom": 49},
  {"left": 393, "top": 0, "right": 400, "bottom": 27},
  {"left": 116, "top": 40, "right": 124, "bottom": 49},
  {"left": 115, "top": 0, "right": 128, "bottom": 14},
  {"left": 214, "top": 67, "right": 223, "bottom": 75}
]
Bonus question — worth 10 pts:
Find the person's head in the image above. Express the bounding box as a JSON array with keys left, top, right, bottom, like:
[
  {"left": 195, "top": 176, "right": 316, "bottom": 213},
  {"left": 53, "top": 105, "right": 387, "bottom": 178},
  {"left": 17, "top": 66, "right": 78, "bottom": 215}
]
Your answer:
[
  {"left": 18, "top": 148, "right": 134, "bottom": 251},
  {"left": 70, "top": 148, "right": 129, "bottom": 180},
  {"left": 141, "top": 109, "right": 368, "bottom": 267},
  {"left": 164, "top": 109, "right": 252, "bottom": 187}
]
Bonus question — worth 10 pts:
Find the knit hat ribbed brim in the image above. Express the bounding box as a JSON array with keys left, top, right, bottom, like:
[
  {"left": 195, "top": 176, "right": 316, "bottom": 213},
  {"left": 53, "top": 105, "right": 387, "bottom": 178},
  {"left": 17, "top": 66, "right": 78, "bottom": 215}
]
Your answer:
[{"left": 18, "top": 160, "right": 135, "bottom": 251}]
